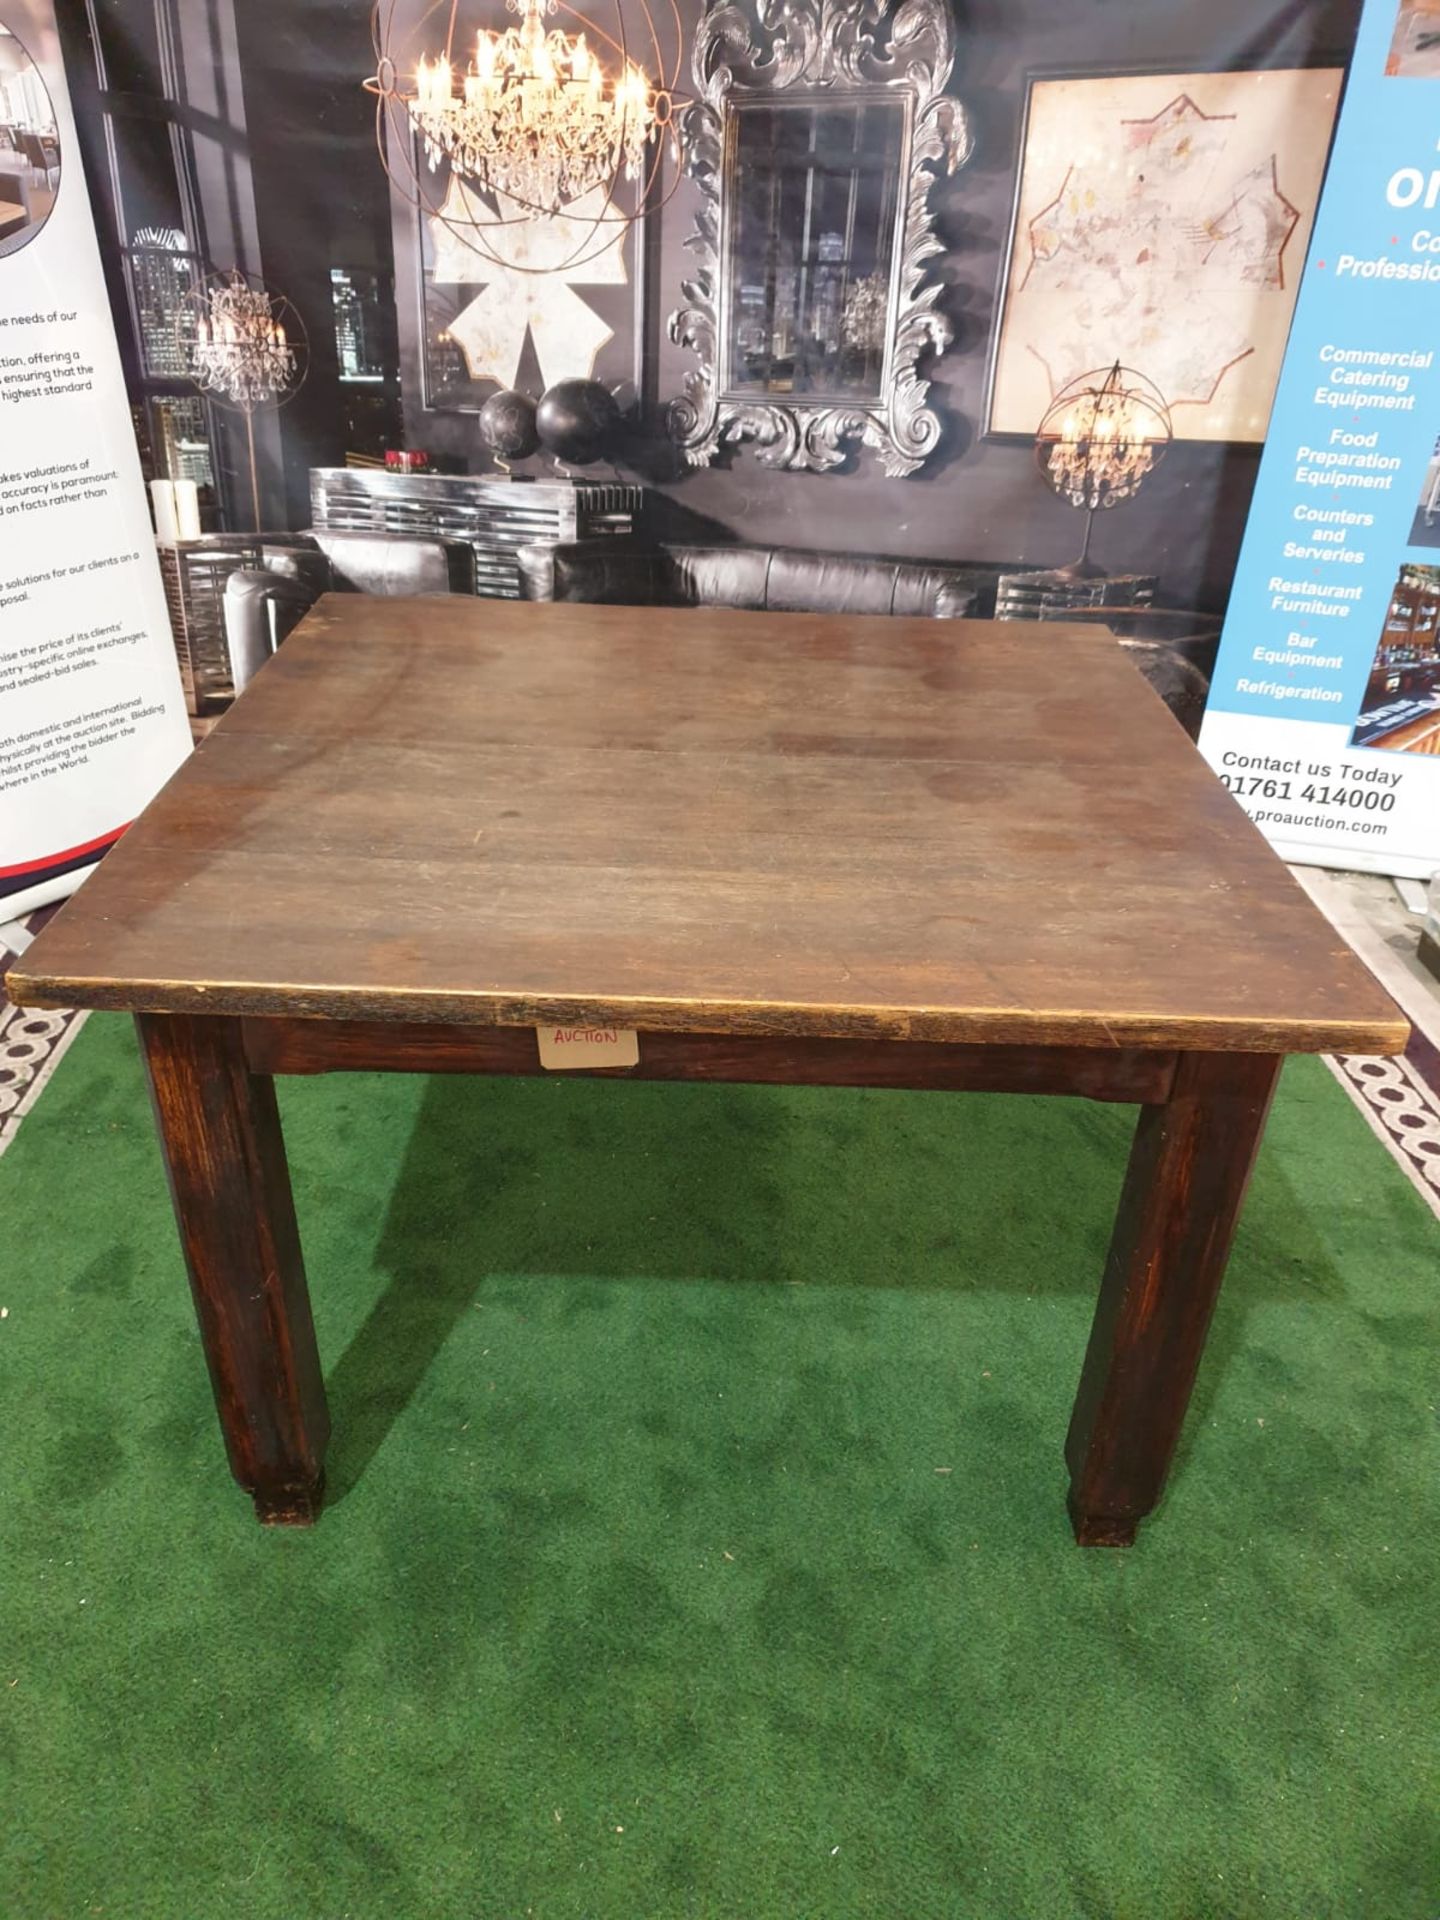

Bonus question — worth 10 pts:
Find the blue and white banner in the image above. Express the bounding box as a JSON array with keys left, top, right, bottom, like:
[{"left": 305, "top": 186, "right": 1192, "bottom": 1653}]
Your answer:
[
  {"left": 0, "top": 0, "right": 190, "bottom": 917},
  {"left": 1199, "top": 0, "right": 1440, "bottom": 879}
]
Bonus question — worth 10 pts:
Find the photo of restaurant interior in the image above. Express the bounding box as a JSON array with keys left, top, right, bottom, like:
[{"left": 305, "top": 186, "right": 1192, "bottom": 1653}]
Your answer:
[
  {"left": 1352, "top": 562, "right": 1440, "bottom": 753},
  {"left": 0, "top": 21, "right": 57, "bottom": 258}
]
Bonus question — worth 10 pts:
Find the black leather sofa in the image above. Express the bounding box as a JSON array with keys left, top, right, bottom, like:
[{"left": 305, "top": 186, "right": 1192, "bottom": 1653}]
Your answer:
[
  {"left": 517, "top": 538, "right": 1216, "bottom": 736},
  {"left": 516, "top": 538, "right": 994, "bottom": 621},
  {"left": 223, "top": 524, "right": 1216, "bottom": 739}
]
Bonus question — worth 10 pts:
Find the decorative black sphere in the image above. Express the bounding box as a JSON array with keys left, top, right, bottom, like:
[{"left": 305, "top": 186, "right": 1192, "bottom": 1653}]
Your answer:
[
  {"left": 478, "top": 389, "right": 540, "bottom": 461},
  {"left": 535, "top": 380, "right": 621, "bottom": 465}
]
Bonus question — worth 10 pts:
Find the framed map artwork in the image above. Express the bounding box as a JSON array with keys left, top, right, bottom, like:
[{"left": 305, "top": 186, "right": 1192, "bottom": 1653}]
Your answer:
[{"left": 984, "top": 68, "right": 1343, "bottom": 443}]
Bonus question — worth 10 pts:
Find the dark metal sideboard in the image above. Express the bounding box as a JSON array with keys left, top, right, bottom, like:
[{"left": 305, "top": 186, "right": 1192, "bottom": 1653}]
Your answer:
[{"left": 308, "top": 470, "right": 645, "bottom": 599}]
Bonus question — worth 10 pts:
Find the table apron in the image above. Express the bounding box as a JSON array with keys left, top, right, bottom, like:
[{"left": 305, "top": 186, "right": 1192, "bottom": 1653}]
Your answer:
[{"left": 239, "top": 1016, "right": 1178, "bottom": 1104}]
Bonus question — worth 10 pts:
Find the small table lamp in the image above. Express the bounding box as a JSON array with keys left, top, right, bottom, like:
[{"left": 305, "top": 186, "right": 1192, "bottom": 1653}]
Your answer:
[{"left": 1035, "top": 362, "right": 1172, "bottom": 579}]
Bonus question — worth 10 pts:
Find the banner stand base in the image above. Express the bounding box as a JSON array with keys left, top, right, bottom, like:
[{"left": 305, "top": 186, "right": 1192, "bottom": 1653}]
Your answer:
[
  {"left": 0, "top": 863, "right": 96, "bottom": 925},
  {"left": 1278, "top": 846, "right": 1438, "bottom": 884}
]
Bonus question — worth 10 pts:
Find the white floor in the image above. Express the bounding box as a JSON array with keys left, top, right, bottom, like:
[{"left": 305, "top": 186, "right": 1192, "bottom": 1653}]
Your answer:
[
  {"left": 1295, "top": 865, "right": 1440, "bottom": 1221},
  {"left": 1293, "top": 866, "right": 1440, "bottom": 1051}
]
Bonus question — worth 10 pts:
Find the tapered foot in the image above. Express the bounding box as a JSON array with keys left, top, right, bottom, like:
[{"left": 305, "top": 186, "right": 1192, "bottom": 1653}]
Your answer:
[
  {"left": 253, "top": 1473, "right": 326, "bottom": 1527},
  {"left": 1068, "top": 1492, "right": 1137, "bottom": 1548}
]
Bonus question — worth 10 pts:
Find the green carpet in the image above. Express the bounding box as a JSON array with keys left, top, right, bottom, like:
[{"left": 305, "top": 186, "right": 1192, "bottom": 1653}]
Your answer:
[{"left": 2, "top": 1014, "right": 1437, "bottom": 1918}]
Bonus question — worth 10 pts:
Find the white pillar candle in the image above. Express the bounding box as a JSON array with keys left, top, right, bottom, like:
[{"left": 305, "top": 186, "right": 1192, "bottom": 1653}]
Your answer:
[
  {"left": 172, "top": 479, "right": 202, "bottom": 542},
  {"left": 149, "top": 478, "right": 178, "bottom": 545}
]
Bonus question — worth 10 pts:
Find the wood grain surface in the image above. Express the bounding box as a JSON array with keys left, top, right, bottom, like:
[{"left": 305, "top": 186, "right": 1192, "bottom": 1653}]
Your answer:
[
  {"left": 241, "top": 1016, "right": 1178, "bottom": 1103},
  {"left": 8, "top": 597, "right": 1407, "bottom": 1055},
  {"left": 1065, "top": 1050, "right": 1283, "bottom": 1545},
  {"left": 137, "top": 1013, "right": 329, "bottom": 1524}
]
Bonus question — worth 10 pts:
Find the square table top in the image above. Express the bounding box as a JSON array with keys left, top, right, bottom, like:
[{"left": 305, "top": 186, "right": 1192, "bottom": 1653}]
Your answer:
[{"left": 9, "top": 595, "right": 1407, "bottom": 1056}]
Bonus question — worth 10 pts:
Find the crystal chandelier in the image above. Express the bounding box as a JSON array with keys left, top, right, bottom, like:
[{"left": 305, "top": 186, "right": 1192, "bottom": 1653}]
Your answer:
[
  {"left": 191, "top": 273, "right": 298, "bottom": 411},
  {"left": 181, "top": 268, "right": 306, "bottom": 531},
  {"left": 405, "top": 0, "right": 664, "bottom": 216},
  {"left": 1037, "top": 363, "right": 1171, "bottom": 512},
  {"left": 1034, "top": 363, "right": 1172, "bottom": 576}
]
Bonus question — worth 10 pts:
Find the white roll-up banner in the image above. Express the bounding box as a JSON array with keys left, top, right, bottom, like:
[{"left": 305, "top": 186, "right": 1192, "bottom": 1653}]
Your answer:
[{"left": 0, "top": 0, "right": 189, "bottom": 919}]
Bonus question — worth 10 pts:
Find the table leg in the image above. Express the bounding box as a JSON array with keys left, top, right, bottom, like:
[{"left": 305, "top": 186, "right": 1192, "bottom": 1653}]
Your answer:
[
  {"left": 1065, "top": 1051, "right": 1282, "bottom": 1546},
  {"left": 136, "top": 1013, "right": 329, "bottom": 1525}
]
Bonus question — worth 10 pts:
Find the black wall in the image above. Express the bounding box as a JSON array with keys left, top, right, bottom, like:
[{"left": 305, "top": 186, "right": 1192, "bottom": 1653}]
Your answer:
[
  {"left": 383, "top": 0, "right": 1360, "bottom": 612},
  {"left": 230, "top": 0, "right": 398, "bottom": 529},
  {"left": 641, "top": 0, "right": 1361, "bottom": 609},
  {"left": 71, "top": 0, "right": 1362, "bottom": 612}
]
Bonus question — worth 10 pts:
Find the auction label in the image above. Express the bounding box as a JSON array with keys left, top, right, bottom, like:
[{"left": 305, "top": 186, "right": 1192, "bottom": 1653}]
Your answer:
[
  {"left": 1200, "top": 0, "right": 1440, "bottom": 878},
  {"left": 537, "top": 1027, "right": 641, "bottom": 1069},
  {"left": 0, "top": 1, "right": 189, "bottom": 912}
]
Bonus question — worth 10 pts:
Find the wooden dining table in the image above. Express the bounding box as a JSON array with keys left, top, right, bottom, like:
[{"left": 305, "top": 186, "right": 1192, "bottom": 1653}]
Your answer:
[{"left": 6, "top": 596, "right": 1408, "bottom": 1542}]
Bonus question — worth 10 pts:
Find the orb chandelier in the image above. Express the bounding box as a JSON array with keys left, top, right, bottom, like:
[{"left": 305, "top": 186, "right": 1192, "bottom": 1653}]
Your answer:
[
  {"left": 366, "top": 0, "right": 684, "bottom": 274},
  {"left": 1035, "top": 362, "right": 1172, "bottom": 576}
]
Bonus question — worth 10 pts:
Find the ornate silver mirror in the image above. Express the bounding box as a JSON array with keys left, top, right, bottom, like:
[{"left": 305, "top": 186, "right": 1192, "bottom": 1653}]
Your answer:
[{"left": 668, "top": 0, "right": 971, "bottom": 476}]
